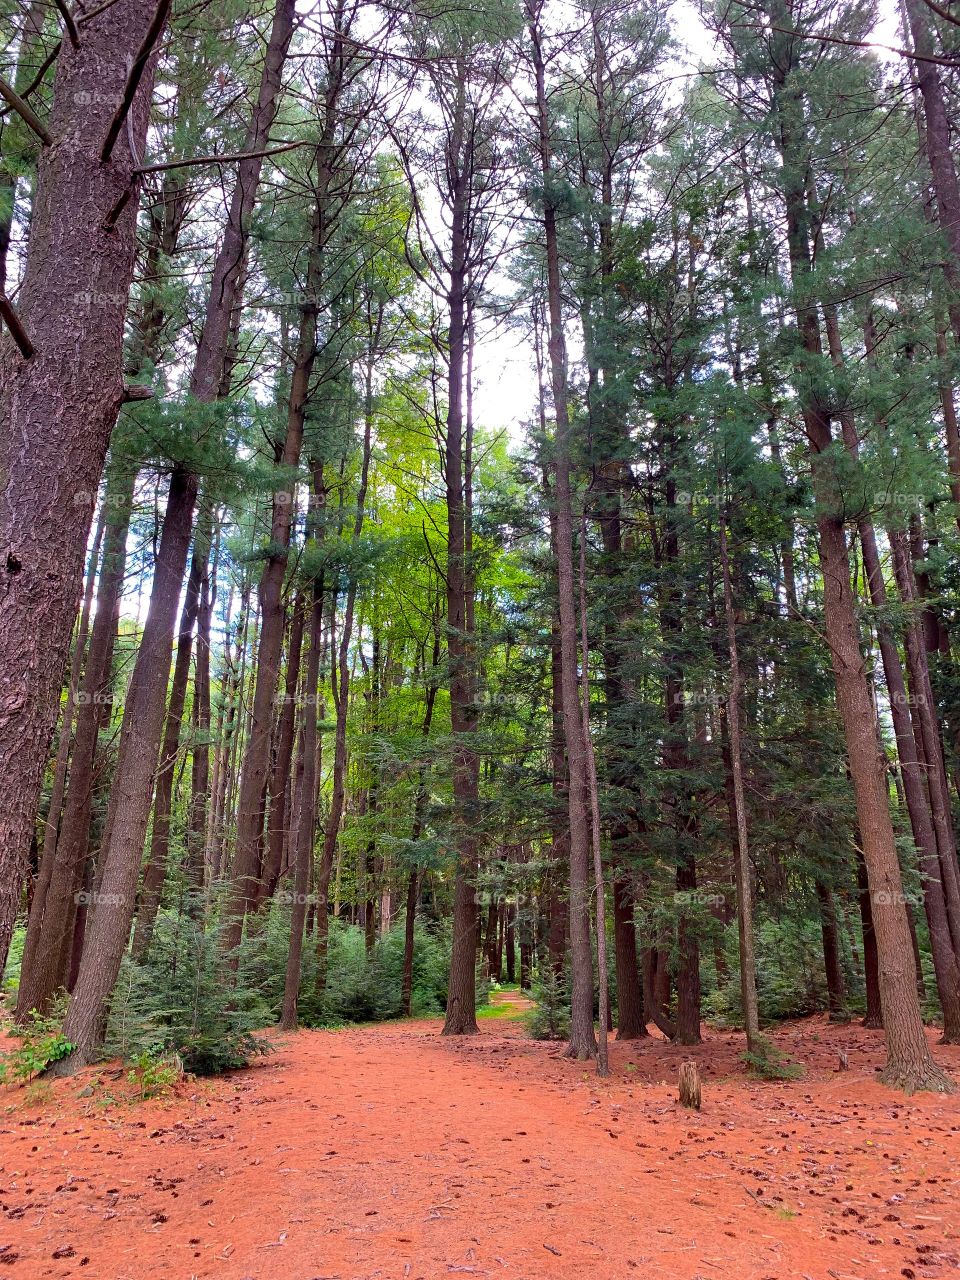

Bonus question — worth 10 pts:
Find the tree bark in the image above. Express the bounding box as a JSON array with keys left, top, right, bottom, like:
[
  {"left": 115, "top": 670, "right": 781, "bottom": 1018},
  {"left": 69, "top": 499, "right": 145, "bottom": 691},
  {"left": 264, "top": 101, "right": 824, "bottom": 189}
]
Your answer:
[
  {"left": 719, "top": 502, "right": 761, "bottom": 1052},
  {"left": 260, "top": 597, "right": 305, "bottom": 904},
  {"left": 0, "top": 0, "right": 167, "bottom": 972},
  {"left": 15, "top": 458, "right": 134, "bottom": 1018},
  {"left": 15, "top": 507, "right": 103, "bottom": 1008},
  {"left": 280, "top": 564, "right": 323, "bottom": 1029},
  {"left": 225, "top": 22, "right": 346, "bottom": 951},
  {"left": 612, "top": 879, "right": 646, "bottom": 1038}
]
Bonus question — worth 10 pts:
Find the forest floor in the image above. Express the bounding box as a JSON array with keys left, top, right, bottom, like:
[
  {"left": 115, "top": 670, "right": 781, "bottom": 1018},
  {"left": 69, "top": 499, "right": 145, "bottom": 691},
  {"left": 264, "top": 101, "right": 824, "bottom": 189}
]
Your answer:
[{"left": 1, "top": 1000, "right": 959, "bottom": 1280}]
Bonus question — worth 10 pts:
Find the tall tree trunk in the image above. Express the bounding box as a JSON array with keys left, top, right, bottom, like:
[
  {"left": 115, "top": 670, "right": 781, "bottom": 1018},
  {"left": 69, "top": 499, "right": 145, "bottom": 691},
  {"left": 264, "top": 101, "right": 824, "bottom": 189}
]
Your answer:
[
  {"left": 856, "top": 844, "right": 883, "bottom": 1029},
  {"left": 186, "top": 523, "right": 216, "bottom": 891},
  {"left": 817, "top": 880, "right": 850, "bottom": 1022},
  {"left": 526, "top": 0, "right": 596, "bottom": 1059},
  {"left": 719, "top": 502, "right": 761, "bottom": 1053},
  {"left": 225, "top": 26, "right": 347, "bottom": 950},
  {"left": 55, "top": 0, "right": 298, "bottom": 1062},
  {"left": 130, "top": 504, "right": 212, "bottom": 958},
  {"left": 15, "top": 459, "right": 134, "bottom": 1018},
  {"left": 439, "top": 68, "right": 481, "bottom": 1038},
  {"left": 0, "top": 0, "right": 168, "bottom": 971},
  {"left": 770, "top": 50, "right": 949, "bottom": 1090},
  {"left": 280, "top": 563, "right": 323, "bottom": 1029},
  {"left": 59, "top": 467, "right": 198, "bottom": 1068},
  {"left": 505, "top": 904, "right": 516, "bottom": 984},
  {"left": 260, "top": 597, "right": 305, "bottom": 904},
  {"left": 821, "top": 262, "right": 960, "bottom": 1040},
  {"left": 16, "top": 508, "right": 104, "bottom": 1010},
  {"left": 401, "top": 868, "right": 419, "bottom": 1017},
  {"left": 612, "top": 879, "right": 646, "bottom": 1038},
  {"left": 903, "top": 0, "right": 960, "bottom": 350}
]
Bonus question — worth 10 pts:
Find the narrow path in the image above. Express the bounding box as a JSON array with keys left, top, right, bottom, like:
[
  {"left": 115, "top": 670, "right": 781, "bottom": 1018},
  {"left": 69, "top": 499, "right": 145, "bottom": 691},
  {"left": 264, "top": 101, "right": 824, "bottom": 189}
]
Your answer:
[
  {"left": 1, "top": 1017, "right": 957, "bottom": 1278},
  {"left": 486, "top": 987, "right": 533, "bottom": 1014}
]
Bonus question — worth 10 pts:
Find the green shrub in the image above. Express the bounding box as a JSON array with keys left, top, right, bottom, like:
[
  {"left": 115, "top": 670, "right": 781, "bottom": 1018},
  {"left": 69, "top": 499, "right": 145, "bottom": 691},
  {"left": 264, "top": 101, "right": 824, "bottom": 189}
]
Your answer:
[
  {"left": 235, "top": 903, "right": 455, "bottom": 1027},
  {"left": 0, "top": 1002, "right": 74, "bottom": 1084},
  {"left": 705, "top": 917, "right": 829, "bottom": 1027},
  {"left": 106, "top": 909, "right": 271, "bottom": 1075},
  {"left": 126, "top": 1049, "right": 181, "bottom": 1099},
  {"left": 526, "top": 968, "right": 569, "bottom": 1041},
  {"left": 742, "top": 1034, "right": 804, "bottom": 1081}
]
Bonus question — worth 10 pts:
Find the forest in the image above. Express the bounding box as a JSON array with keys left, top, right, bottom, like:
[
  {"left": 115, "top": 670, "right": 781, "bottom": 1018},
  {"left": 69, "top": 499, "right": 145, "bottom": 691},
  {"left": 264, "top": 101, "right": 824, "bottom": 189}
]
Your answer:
[{"left": 2, "top": 0, "right": 960, "bottom": 1275}]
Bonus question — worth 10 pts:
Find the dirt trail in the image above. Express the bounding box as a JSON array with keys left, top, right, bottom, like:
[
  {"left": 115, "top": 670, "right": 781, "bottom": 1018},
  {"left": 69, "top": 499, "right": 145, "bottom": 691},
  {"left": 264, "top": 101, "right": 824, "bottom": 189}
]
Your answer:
[
  {"left": 1, "top": 1016, "right": 958, "bottom": 1279},
  {"left": 487, "top": 987, "right": 534, "bottom": 1013}
]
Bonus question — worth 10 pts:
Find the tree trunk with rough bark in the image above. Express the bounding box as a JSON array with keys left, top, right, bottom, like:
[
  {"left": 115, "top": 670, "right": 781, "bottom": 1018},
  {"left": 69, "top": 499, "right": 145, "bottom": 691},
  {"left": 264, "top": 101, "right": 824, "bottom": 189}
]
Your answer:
[
  {"left": 15, "top": 458, "right": 135, "bottom": 1019},
  {"left": 0, "top": 0, "right": 168, "bottom": 972}
]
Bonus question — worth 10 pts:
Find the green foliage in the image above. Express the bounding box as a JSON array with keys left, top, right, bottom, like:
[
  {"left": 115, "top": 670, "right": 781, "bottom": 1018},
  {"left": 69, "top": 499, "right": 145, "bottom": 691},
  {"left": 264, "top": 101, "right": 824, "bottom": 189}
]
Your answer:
[
  {"left": 0, "top": 1005, "right": 73, "bottom": 1084},
  {"left": 235, "top": 902, "right": 455, "bottom": 1026},
  {"left": 106, "top": 909, "right": 270, "bottom": 1075},
  {"left": 703, "top": 918, "right": 830, "bottom": 1026},
  {"left": 525, "top": 969, "right": 570, "bottom": 1041},
  {"left": 126, "top": 1050, "right": 182, "bottom": 1100},
  {"left": 1, "top": 925, "right": 24, "bottom": 1001},
  {"left": 742, "top": 1036, "right": 804, "bottom": 1082}
]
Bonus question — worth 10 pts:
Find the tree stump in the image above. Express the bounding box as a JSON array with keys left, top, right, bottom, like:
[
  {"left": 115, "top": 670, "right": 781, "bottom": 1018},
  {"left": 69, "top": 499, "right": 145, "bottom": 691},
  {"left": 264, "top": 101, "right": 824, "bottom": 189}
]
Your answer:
[{"left": 679, "top": 1059, "right": 701, "bottom": 1110}]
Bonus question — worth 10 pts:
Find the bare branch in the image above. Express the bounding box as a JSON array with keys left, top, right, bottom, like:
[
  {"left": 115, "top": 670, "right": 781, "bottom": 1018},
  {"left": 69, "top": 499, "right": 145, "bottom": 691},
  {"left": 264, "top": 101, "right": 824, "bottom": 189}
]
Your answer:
[
  {"left": 53, "top": 0, "right": 80, "bottom": 48},
  {"left": 100, "top": 0, "right": 172, "bottom": 163},
  {"left": 133, "top": 138, "right": 311, "bottom": 176},
  {"left": 0, "top": 294, "right": 35, "bottom": 359},
  {"left": 121, "top": 383, "right": 153, "bottom": 403},
  {"left": 920, "top": 0, "right": 960, "bottom": 28},
  {"left": 730, "top": 19, "right": 960, "bottom": 67},
  {"left": 0, "top": 75, "right": 52, "bottom": 146}
]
